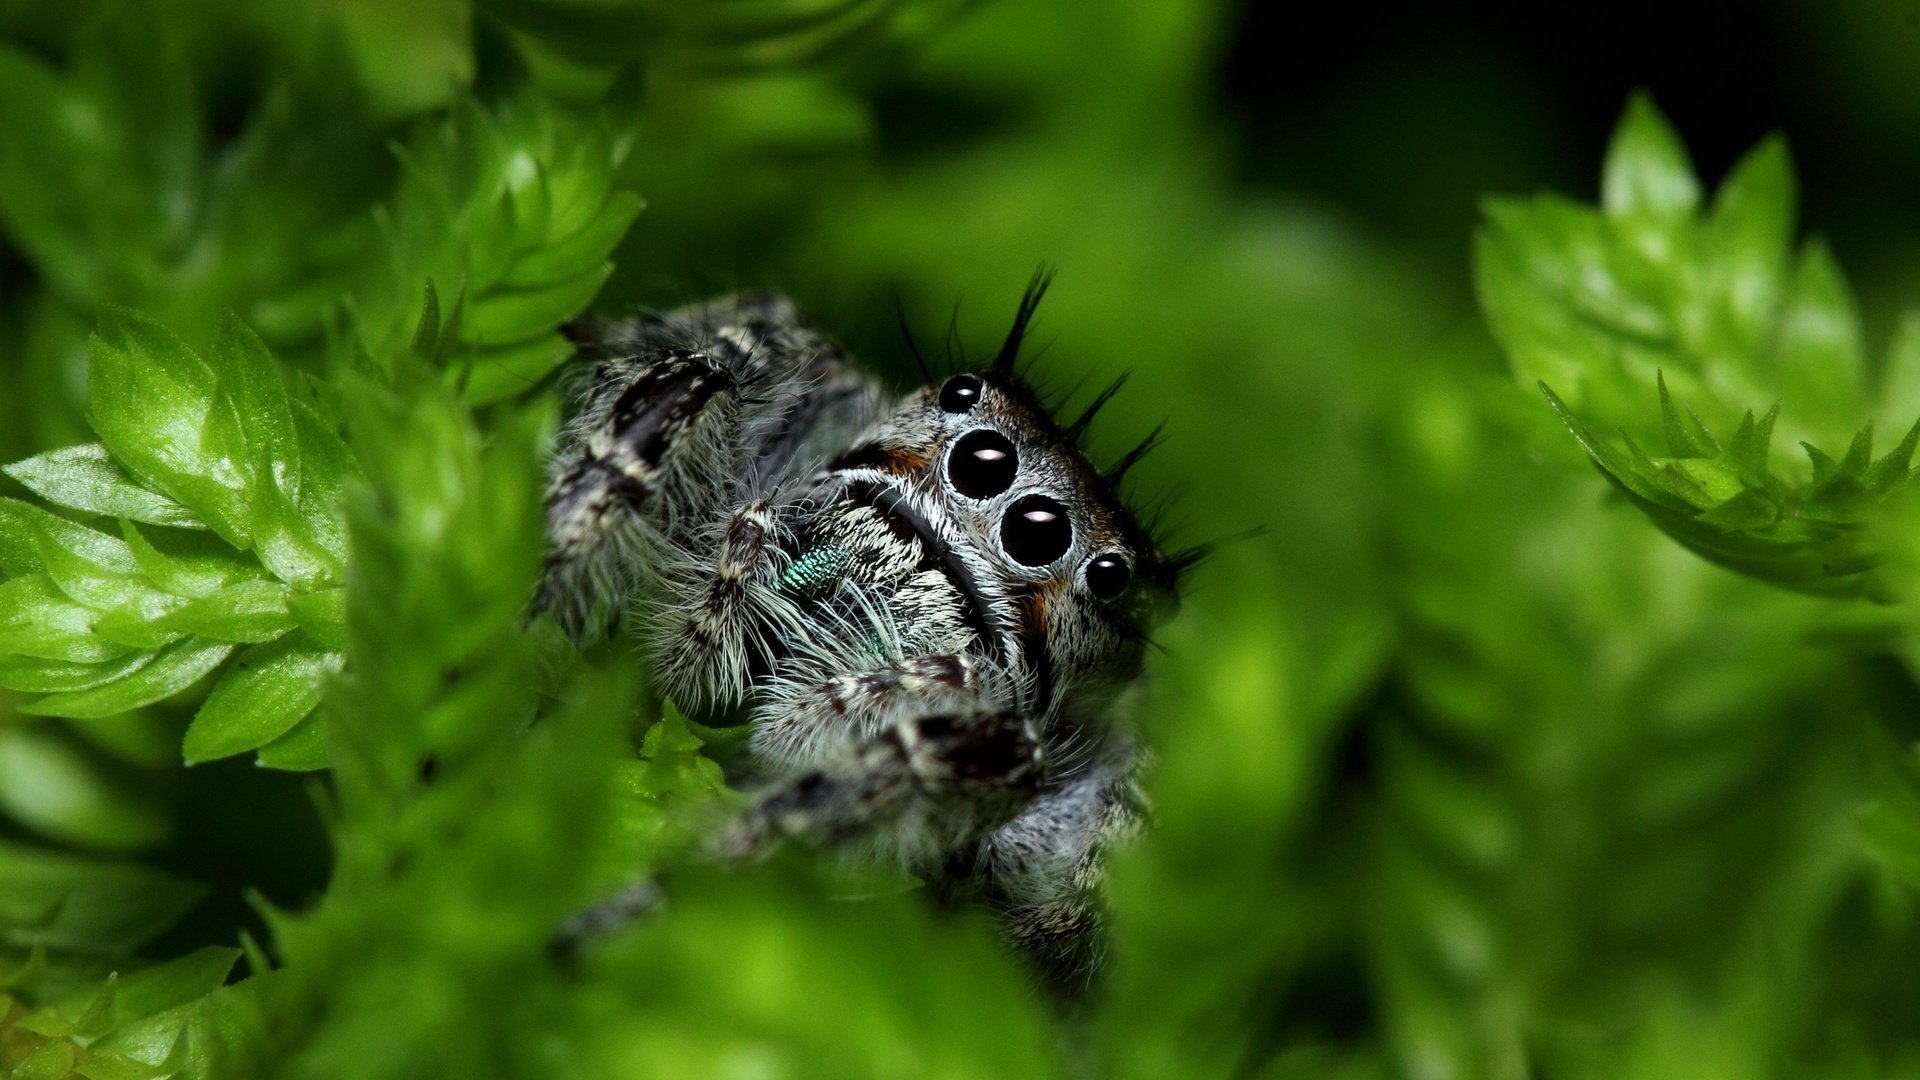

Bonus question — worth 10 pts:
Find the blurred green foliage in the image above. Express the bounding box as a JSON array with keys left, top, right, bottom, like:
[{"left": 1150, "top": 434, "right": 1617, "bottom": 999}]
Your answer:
[{"left": 3, "top": 1, "right": 1920, "bottom": 1078}]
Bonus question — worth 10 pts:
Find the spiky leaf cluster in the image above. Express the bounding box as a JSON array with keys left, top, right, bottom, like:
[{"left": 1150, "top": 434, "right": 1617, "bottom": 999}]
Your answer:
[
  {"left": 1, "top": 945, "right": 244, "bottom": 1080},
  {"left": 0, "top": 312, "right": 349, "bottom": 767},
  {"left": 1476, "top": 92, "right": 1920, "bottom": 597},
  {"left": 342, "top": 93, "right": 642, "bottom": 402},
  {"left": 1541, "top": 376, "right": 1920, "bottom": 596}
]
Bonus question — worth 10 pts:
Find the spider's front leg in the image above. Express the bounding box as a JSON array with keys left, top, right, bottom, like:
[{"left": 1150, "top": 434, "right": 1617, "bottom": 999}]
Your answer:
[
  {"left": 538, "top": 349, "right": 744, "bottom": 634},
  {"left": 535, "top": 296, "right": 879, "bottom": 640},
  {"left": 650, "top": 499, "right": 794, "bottom": 705},
  {"left": 720, "top": 707, "right": 1045, "bottom": 864}
]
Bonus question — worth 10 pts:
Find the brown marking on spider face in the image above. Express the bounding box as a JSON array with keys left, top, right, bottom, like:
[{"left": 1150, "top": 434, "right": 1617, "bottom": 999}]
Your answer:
[
  {"left": 1014, "top": 584, "right": 1057, "bottom": 711},
  {"left": 828, "top": 441, "right": 932, "bottom": 476}
]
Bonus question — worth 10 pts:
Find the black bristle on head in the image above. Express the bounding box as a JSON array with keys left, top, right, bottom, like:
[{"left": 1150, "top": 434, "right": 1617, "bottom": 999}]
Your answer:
[
  {"left": 1166, "top": 526, "right": 1267, "bottom": 581},
  {"left": 944, "top": 300, "right": 966, "bottom": 370},
  {"left": 1104, "top": 422, "right": 1166, "bottom": 486},
  {"left": 1065, "top": 372, "right": 1130, "bottom": 443},
  {"left": 993, "top": 265, "right": 1056, "bottom": 377},
  {"left": 896, "top": 296, "right": 934, "bottom": 382},
  {"left": 1167, "top": 544, "right": 1212, "bottom": 577}
]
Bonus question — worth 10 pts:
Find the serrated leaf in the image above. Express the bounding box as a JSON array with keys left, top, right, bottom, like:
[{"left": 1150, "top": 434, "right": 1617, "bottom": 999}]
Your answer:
[
  {"left": 23, "top": 637, "right": 235, "bottom": 720},
  {"left": 1658, "top": 372, "right": 1711, "bottom": 457},
  {"left": 1694, "top": 488, "right": 1780, "bottom": 531},
  {"left": 71, "top": 971, "right": 122, "bottom": 1039},
  {"left": 1725, "top": 404, "right": 1779, "bottom": 488},
  {"left": 183, "top": 635, "right": 339, "bottom": 764},
  {"left": 1868, "top": 419, "right": 1920, "bottom": 493},
  {"left": 1839, "top": 423, "right": 1874, "bottom": 479},
  {"left": 2, "top": 445, "right": 203, "bottom": 529},
  {"left": 346, "top": 93, "right": 638, "bottom": 400},
  {"left": 466, "top": 260, "right": 612, "bottom": 345},
  {"left": 1804, "top": 441, "right": 1839, "bottom": 486}
]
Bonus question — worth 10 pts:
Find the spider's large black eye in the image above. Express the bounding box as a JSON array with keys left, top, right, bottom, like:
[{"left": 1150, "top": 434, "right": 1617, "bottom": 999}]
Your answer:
[
  {"left": 939, "top": 374, "right": 983, "bottom": 413},
  {"left": 948, "top": 430, "right": 1018, "bottom": 498},
  {"left": 1002, "top": 495, "right": 1073, "bottom": 566},
  {"left": 1084, "top": 553, "right": 1132, "bottom": 600}
]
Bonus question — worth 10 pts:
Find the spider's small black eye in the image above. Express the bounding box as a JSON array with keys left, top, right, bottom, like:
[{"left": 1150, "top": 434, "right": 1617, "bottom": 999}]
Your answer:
[
  {"left": 1085, "top": 552, "right": 1132, "bottom": 600},
  {"left": 948, "top": 430, "right": 1018, "bottom": 498},
  {"left": 939, "top": 374, "right": 984, "bottom": 413},
  {"left": 1002, "top": 495, "right": 1073, "bottom": 566}
]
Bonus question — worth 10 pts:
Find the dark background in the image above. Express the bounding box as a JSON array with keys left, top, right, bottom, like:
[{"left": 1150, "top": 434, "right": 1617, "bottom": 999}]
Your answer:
[{"left": 1225, "top": 1, "right": 1920, "bottom": 315}]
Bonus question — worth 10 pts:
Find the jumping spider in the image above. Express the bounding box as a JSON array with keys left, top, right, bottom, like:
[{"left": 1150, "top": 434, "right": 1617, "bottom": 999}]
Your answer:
[{"left": 537, "top": 275, "right": 1192, "bottom": 989}]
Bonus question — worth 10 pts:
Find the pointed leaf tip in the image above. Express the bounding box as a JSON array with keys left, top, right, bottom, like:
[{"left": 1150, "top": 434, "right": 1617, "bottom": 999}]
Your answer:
[
  {"left": 1603, "top": 91, "right": 1701, "bottom": 221},
  {"left": 1657, "top": 372, "right": 1710, "bottom": 457}
]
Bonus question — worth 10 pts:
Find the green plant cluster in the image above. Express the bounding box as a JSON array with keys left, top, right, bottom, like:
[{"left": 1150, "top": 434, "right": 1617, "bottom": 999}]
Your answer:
[
  {"left": 1479, "top": 93, "right": 1920, "bottom": 599},
  {"left": 3, "top": 1, "right": 1920, "bottom": 1078}
]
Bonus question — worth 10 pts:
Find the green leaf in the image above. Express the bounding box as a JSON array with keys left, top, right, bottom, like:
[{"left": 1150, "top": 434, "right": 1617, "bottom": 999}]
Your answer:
[
  {"left": 254, "top": 713, "right": 330, "bottom": 772},
  {"left": 46, "top": 947, "right": 239, "bottom": 1035},
  {"left": 1706, "top": 134, "right": 1795, "bottom": 344},
  {"left": 2, "top": 445, "right": 204, "bottom": 529},
  {"left": 87, "top": 308, "right": 256, "bottom": 546},
  {"left": 13, "top": 1039, "right": 77, "bottom": 1078},
  {"left": 345, "top": 93, "right": 639, "bottom": 398},
  {"left": 0, "top": 575, "right": 135, "bottom": 664},
  {"left": 0, "top": 727, "right": 170, "bottom": 852},
  {"left": 1602, "top": 91, "right": 1700, "bottom": 222},
  {"left": 151, "top": 579, "right": 297, "bottom": 644},
  {"left": 0, "top": 839, "right": 203, "bottom": 954},
  {"left": 2, "top": 497, "right": 141, "bottom": 578},
  {"left": 460, "top": 333, "right": 576, "bottom": 404},
  {"left": 23, "top": 637, "right": 236, "bottom": 720},
  {"left": 183, "top": 634, "right": 340, "bottom": 764},
  {"left": 287, "top": 588, "right": 348, "bottom": 651},
  {"left": 289, "top": 400, "right": 355, "bottom": 564},
  {"left": 36, "top": 532, "right": 185, "bottom": 632},
  {"left": 205, "top": 314, "right": 301, "bottom": 504},
  {"left": 249, "top": 468, "right": 345, "bottom": 589},
  {"left": 0, "top": 652, "right": 158, "bottom": 695},
  {"left": 1771, "top": 241, "right": 1867, "bottom": 427},
  {"left": 464, "top": 263, "right": 612, "bottom": 346},
  {"left": 501, "top": 190, "right": 643, "bottom": 288},
  {"left": 1479, "top": 92, "right": 1920, "bottom": 598},
  {"left": 116, "top": 520, "right": 259, "bottom": 599},
  {"left": 1658, "top": 372, "right": 1713, "bottom": 458}
]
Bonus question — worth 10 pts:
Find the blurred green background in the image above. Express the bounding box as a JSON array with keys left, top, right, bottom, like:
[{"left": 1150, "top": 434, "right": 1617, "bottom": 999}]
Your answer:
[{"left": 5, "top": 0, "right": 1920, "bottom": 1077}]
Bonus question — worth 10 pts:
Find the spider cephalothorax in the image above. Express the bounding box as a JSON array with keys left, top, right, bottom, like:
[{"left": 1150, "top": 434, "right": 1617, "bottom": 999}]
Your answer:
[{"left": 538, "top": 275, "right": 1189, "bottom": 989}]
